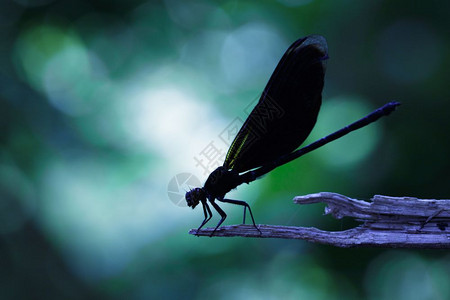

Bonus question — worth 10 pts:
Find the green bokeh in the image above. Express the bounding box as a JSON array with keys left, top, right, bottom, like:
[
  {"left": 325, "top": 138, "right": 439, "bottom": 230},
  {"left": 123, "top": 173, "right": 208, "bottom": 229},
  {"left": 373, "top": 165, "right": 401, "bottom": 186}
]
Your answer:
[{"left": 1, "top": 0, "right": 449, "bottom": 299}]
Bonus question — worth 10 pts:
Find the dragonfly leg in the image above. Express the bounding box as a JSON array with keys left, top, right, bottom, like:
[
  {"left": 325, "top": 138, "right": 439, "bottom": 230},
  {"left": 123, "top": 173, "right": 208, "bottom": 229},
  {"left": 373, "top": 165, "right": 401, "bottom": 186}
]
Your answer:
[
  {"left": 196, "top": 200, "right": 213, "bottom": 235},
  {"left": 209, "top": 200, "right": 227, "bottom": 237},
  {"left": 219, "top": 198, "right": 261, "bottom": 234}
]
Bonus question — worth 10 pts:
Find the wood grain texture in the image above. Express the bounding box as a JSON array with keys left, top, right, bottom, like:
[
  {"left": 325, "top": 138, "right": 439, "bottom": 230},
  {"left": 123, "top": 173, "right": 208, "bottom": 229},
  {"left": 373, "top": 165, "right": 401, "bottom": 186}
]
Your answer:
[{"left": 190, "top": 192, "right": 450, "bottom": 248}]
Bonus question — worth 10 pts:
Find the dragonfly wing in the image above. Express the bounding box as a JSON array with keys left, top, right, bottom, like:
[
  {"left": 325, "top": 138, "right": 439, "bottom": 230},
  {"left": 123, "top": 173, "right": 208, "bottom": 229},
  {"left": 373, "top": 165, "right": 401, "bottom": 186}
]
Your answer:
[{"left": 224, "top": 35, "right": 328, "bottom": 173}]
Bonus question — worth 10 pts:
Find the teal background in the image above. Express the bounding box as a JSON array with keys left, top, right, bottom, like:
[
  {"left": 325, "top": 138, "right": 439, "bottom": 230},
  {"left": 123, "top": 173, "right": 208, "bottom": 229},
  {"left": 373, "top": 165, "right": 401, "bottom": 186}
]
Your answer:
[{"left": 1, "top": 0, "right": 449, "bottom": 299}]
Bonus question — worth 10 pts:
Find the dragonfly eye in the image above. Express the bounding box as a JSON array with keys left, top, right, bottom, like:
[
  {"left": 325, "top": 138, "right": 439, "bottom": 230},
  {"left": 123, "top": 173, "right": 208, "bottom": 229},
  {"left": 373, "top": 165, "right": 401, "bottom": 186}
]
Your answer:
[{"left": 185, "top": 188, "right": 205, "bottom": 209}]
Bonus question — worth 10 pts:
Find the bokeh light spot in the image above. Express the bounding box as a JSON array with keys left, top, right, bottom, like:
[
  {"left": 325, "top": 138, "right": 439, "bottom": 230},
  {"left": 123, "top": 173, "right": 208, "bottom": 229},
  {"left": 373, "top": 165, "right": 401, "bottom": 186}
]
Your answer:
[
  {"left": 15, "top": 23, "right": 109, "bottom": 115},
  {"left": 117, "top": 70, "right": 226, "bottom": 173},
  {"left": 15, "top": 24, "right": 71, "bottom": 91},
  {"left": 39, "top": 157, "right": 173, "bottom": 280},
  {"left": 311, "top": 97, "right": 380, "bottom": 168},
  {"left": 164, "top": 0, "right": 214, "bottom": 29},
  {"left": 220, "top": 22, "right": 286, "bottom": 90}
]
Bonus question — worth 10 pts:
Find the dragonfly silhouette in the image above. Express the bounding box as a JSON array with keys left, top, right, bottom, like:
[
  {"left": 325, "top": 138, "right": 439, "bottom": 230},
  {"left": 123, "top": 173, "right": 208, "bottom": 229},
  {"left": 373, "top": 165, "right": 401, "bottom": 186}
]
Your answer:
[{"left": 185, "top": 35, "right": 399, "bottom": 236}]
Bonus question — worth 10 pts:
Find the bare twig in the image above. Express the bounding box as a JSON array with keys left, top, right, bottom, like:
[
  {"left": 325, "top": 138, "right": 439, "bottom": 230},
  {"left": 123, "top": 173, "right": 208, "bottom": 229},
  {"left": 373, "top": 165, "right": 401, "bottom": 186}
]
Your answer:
[{"left": 189, "top": 192, "right": 450, "bottom": 248}]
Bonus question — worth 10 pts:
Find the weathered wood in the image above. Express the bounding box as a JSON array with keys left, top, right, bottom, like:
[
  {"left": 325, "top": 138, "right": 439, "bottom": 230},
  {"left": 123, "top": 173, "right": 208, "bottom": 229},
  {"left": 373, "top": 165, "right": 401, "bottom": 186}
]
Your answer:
[{"left": 189, "top": 192, "right": 450, "bottom": 248}]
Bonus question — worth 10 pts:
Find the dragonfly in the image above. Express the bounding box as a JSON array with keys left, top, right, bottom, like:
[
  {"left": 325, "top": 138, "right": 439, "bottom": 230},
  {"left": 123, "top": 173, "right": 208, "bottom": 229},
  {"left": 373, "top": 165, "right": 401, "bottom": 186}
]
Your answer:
[{"left": 185, "top": 35, "right": 400, "bottom": 236}]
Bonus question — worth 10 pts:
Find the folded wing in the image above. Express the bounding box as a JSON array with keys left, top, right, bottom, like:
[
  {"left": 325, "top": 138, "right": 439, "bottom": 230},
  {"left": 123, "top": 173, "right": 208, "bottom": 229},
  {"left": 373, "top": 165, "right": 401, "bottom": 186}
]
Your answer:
[{"left": 224, "top": 35, "right": 328, "bottom": 173}]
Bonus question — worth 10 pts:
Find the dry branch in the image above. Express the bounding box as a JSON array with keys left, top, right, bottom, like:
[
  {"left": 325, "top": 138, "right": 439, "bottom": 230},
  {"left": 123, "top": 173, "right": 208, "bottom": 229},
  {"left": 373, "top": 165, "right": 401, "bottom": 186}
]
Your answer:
[{"left": 189, "top": 192, "right": 450, "bottom": 248}]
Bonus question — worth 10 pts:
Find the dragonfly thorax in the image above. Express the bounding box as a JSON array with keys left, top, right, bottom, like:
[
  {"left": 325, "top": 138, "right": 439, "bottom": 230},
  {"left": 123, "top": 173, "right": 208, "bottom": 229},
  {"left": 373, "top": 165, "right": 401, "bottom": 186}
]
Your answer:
[
  {"left": 204, "top": 166, "right": 241, "bottom": 199},
  {"left": 185, "top": 167, "right": 240, "bottom": 210}
]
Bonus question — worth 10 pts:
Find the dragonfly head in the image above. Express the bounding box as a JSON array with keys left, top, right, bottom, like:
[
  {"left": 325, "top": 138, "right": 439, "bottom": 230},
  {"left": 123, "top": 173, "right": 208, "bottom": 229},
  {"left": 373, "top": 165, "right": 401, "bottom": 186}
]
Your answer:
[{"left": 185, "top": 187, "right": 205, "bottom": 209}]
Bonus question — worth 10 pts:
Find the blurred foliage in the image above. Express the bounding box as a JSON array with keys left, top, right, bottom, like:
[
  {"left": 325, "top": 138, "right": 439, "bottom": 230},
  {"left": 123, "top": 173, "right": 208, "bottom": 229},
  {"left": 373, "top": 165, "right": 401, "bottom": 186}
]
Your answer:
[{"left": 1, "top": 0, "right": 450, "bottom": 299}]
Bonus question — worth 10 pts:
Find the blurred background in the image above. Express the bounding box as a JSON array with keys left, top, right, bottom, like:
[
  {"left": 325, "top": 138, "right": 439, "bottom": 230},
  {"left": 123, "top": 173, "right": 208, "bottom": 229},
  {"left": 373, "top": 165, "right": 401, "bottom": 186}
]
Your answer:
[{"left": 1, "top": 0, "right": 449, "bottom": 299}]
